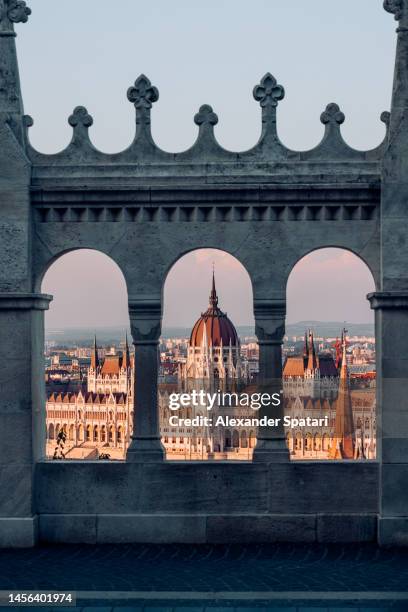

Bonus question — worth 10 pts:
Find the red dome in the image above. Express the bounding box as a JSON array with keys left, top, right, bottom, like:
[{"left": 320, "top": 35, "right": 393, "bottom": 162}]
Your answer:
[{"left": 190, "top": 273, "right": 239, "bottom": 347}]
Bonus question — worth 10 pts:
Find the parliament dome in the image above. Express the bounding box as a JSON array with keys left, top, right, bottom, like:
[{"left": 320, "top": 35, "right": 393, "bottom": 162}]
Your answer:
[{"left": 190, "top": 273, "right": 239, "bottom": 348}]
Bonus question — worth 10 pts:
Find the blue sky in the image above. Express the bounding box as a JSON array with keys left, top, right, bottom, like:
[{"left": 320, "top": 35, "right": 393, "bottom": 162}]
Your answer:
[{"left": 24, "top": 1, "right": 390, "bottom": 326}]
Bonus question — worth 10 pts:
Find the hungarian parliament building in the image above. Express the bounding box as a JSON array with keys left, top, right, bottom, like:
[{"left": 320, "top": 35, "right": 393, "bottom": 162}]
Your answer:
[{"left": 45, "top": 275, "right": 376, "bottom": 461}]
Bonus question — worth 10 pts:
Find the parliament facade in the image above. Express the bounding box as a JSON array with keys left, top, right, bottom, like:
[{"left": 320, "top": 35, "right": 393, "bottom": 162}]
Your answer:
[{"left": 46, "top": 277, "right": 375, "bottom": 461}]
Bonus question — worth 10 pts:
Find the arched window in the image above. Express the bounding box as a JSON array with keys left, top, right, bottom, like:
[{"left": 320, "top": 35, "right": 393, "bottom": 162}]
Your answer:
[
  {"left": 161, "top": 248, "right": 255, "bottom": 461},
  {"left": 41, "top": 249, "right": 128, "bottom": 461},
  {"left": 286, "top": 248, "right": 376, "bottom": 462},
  {"left": 48, "top": 423, "right": 55, "bottom": 440}
]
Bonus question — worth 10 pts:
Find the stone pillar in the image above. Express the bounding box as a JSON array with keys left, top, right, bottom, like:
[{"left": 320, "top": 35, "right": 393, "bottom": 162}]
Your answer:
[
  {"left": 127, "top": 299, "right": 165, "bottom": 462},
  {"left": 0, "top": 293, "right": 51, "bottom": 547},
  {"left": 368, "top": 292, "right": 408, "bottom": 544},
  {"left": 252, "top": 299, "right": 289, "bottom": 462},
  {"left": 378, "top": 0, "right": 408, "bottom": 544}
]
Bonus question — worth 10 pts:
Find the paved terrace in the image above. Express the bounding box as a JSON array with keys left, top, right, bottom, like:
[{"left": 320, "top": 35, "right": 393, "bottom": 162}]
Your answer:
[{"left": 0, "top": 544, "right": 408, "bottom": 610}]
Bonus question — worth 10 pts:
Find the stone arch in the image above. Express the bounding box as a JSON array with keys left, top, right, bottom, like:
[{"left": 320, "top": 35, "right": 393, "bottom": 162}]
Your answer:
[
  {"left": 35, "top": 247, "right": 128, "bottom": 295},
  {"left": 232, "top": 430, "right": 240, "bottom": 448},
  {"left": 241, "top": 430, "right": 248, "bottom": 448},
  {"left": 248, "top": 430, "right": 255, "bottom": 448},
  {"left": 40, "top": 248, "right": 130, "bottom": 460},
  {"left": 284, "top": 245, "right": 379, "bottom": 294},
  {"left": 225, "top": 429, "right": 232, "bottom": 448},
  {"left": 285, "top": 246, "right": 376, "bottom": 461}
]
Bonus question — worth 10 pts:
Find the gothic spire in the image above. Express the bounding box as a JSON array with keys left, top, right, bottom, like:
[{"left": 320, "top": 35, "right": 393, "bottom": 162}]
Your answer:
[
  {"left": 307, "top": 330, "right": 317, "bottom": 371},
  {"left": 330, "top": 330, "right": 354, "bottom": 459},
  {"left": 91, "top": 335, "right": 99, "bottom": 370},
  {"left": 0, "top": 1, "right": 31, "bottom": 144},
  {"left": 209, "top": 266, "right": 218, "bottom": 308},
  {"left": 303, "top": 331, "right": 309, "bottom": 359}
]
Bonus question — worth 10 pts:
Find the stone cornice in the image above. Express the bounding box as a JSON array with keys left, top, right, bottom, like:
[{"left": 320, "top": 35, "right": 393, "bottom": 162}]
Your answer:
[
  {"left": 368, "top": 291, "right": 408, "bottom": 309},
  {"left": 0, "top": 292, "right": 52, "bottom": 310}
]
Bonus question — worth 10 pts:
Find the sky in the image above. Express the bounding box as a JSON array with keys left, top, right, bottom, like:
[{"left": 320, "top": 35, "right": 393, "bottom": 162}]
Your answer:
[{"left": 23, "top": 0, "right": 391, "bottom": 327}]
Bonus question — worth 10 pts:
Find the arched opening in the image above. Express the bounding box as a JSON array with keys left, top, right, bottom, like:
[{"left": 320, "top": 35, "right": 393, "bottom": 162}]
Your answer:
[
  {"left": 48, "top": 423, "right": 55, "bottom": 440},
  {"left": 284, "top": 247, "right": 376, "bottom": 461},
  {"left": 161, "top": 248, "right": 255, "bottom": 461},
  {"left": 41, "top": 249, "right": 129, "bottom": 461}
]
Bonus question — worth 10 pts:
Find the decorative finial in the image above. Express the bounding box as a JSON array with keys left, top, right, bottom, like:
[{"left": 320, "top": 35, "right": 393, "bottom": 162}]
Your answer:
[
  {"left": 384, "top": 0, "right": 403, "bottom": 21},
  {"left": 253, "top": 73, "right": 285, "bottom": 109},
  {"left": 68, "top": 106, "right": 93, "bottom": 147},
  {"left": 7, "top": 0, "right": 31, "bottom": 22},
  {"left": 381, "top": 110, "right": 391, "bottom": 127},
  {"left": 253, "top": 73, "right": 285, "bottom": 147},
  {"left": 194, "top": 104, "right": 218, "bottom": 127},
  {"left": 0, "top": 1, "right": 31, "bottom": 38},
  {"left": 127, "top": 74, "right": 159, "bottom": 112},
  {"left": 127, "top": 74, "right": 159, "bottom": 140},
  {"left": 68, "top": 106, "right": 93, "bottom": 129},
  {"left": 320, "top": 103, "right": 345, "bottom": 126}
]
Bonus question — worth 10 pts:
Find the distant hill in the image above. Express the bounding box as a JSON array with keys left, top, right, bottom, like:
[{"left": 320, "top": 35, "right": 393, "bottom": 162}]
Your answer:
[
  {"left": 286, "top": 321, "right": 374, "bottom": 338},
  {"left": 45, "top": 321, "right": 374, "bottom": 346}
]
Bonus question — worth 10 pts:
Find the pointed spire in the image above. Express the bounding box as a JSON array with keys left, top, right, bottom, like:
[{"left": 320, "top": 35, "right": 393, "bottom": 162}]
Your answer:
[
  {"left": 330, "top": 329, "right": 354, "bottom": 460},
  {"left": 0, "top": 1, "right": 31, "bottom": 143},
  {"left": 91, "top": 335, "right": 99, "bottom": 370},
  {"left": 307, "top": 330, "right": 317, "bottom": 371},
  {"left": 209, "top": 265, "right": 218, "bottom": 308},
  {"left": 303, "top": 331, "right": 309, "bottom": 359}
]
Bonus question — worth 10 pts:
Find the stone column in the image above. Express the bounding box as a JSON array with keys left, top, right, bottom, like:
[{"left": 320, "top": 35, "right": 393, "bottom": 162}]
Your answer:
[
  {"left": 127, "top": 299, "right": 165, "bottom": 462},
  {"left": 368, "top": 292, "right": 408, "bottom": 544},
  {"left": 252, "top": 299, "right": 289, "bottom": 462},
  {"left": 0, "top": 292, "right": 52, "bottom": 547}
]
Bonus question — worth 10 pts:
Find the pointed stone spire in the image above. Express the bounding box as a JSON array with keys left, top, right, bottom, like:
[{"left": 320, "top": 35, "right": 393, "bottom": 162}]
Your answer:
[
  {"left": 0, "top": 0, "right": 31, "bottom": 143},
  {"left": 307, "top": 330, "right": 317, "bottom": 371},
  {"left": 91, "top": 335, "right": 99, "bottom": 370},
  {"left": 209, "top": 265, "right": 218, "bottom": 308},
  {"left": 330, "top": 329, "right": 355, "bottom": 459}
]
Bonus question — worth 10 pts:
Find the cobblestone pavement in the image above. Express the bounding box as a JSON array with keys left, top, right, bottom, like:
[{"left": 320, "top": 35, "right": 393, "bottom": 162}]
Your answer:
[{"left": 0, "top": 544, "right": 407, "bottom": 610}]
